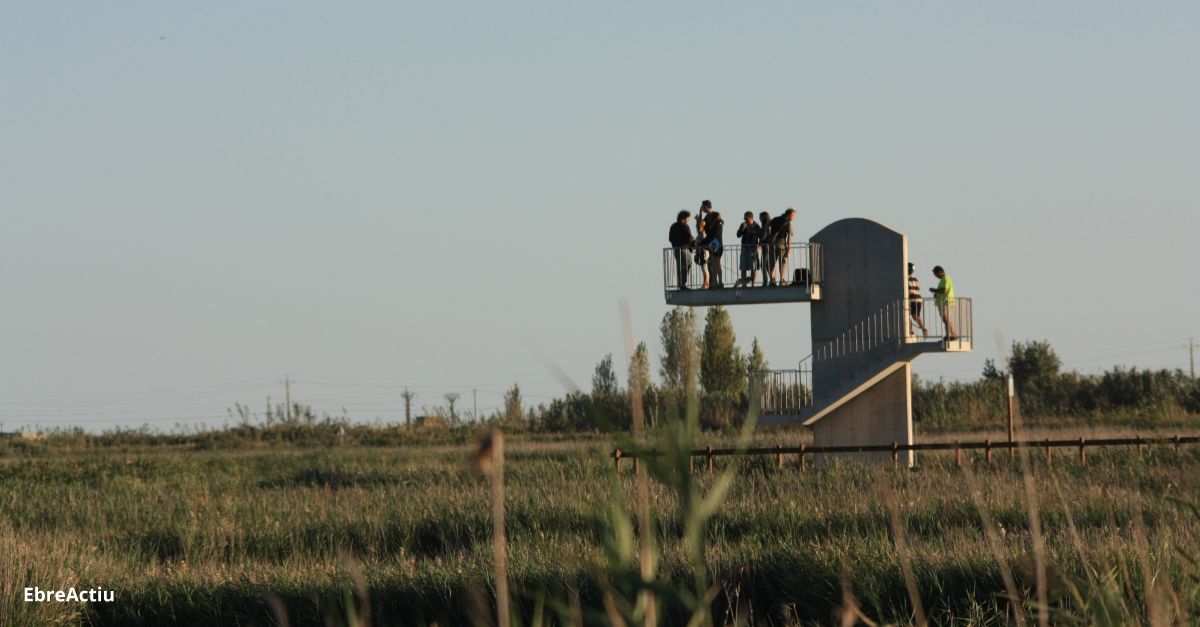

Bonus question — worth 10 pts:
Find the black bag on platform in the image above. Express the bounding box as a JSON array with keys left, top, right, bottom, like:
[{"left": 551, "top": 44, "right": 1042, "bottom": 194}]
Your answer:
[{"left": 793, "top": 268, "right": 809, "bottom": 285}]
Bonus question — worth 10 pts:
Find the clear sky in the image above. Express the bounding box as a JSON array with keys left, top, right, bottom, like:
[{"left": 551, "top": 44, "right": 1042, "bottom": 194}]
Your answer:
[{"left": 2, "top": 2, "right": 1197, "bottom": 431}]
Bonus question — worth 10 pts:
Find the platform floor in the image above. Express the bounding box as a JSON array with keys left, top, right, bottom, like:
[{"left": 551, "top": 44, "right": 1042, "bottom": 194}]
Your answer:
[{"left": 665, "top": 283, "right": 821, "bottom": 307}]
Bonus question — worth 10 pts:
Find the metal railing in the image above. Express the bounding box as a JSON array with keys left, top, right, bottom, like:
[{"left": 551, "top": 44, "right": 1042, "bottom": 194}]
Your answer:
[
  {"left": 612, "top": 434, "right": 1200, "bottom": 473},
  {"left": 752, "top": 361, "right": 813, "bottom": 415},
  {"left": 813, "top": 297, "right": 973, "bottom": 364},
  {"left": 914, "top": 296, "right": 973, "bottom": 345},
  {"left": 662, "top": 242, "right": 823, "bottom": 293}
]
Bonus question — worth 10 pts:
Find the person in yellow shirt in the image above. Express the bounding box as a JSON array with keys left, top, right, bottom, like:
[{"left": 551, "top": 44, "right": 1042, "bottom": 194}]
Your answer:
[{"left": 929, "top": 265, "right": 957, "bottom": 339}]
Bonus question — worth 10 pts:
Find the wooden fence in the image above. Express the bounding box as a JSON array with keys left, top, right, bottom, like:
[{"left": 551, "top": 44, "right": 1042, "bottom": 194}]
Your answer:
[{"left": 612, "top": 434, "right": 1200, "bottom": 473}]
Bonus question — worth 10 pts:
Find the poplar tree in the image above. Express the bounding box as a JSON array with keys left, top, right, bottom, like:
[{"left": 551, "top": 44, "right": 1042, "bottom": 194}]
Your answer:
[
  {"left": 627, "top": 342, "right": 651, "bottom": 395},
  {"left": 659, "top": 307, "right": 700, "bottom": 393},
  {"left": 592, "top": 353, "right": 619, "bottom": 398},
  {"left": 700, "top": 306, "right": 746, "bottom": 396}
]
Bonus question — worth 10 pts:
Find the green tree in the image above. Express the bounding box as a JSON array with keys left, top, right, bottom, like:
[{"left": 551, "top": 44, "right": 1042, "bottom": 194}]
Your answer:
[
  {"left": 589, "top": 353, "right": 629, "bottom": 430},
  {"left": 746, "top": 337, "right": 769, "bottom": 401},
  {"left": 1008, "top": 340, "right": 1061, "bottom": 383},
  {"left": 502, "top": 383, "right": 523, "bottom": 424},
  {"left": 592, "top": 353, "right": 619, "bottom": 398},
  {"left": 659, "top": 307, "right": 700, "bottom": 393},
  {"left": 1007, "top": 340, "right": 1062, "bottom": 417},
  {"left": 700, "top": 306, "right": 745, "bottom": 396},
  {"left": 627, "top": 341, "right": 656, "bottom": 429},
  {"left": 627, "top": 342, "right": 651, "bottom": 396}
]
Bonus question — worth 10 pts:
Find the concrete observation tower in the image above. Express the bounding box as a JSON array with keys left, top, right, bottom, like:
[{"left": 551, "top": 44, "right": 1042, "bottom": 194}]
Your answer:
[{"left": 662, "top": 218, "right": 973, "bottom": 466}]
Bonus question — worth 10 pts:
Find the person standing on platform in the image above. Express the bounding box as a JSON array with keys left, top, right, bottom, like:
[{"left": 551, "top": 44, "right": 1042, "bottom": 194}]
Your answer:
[
  {"left": 758, "top": 211, "right": 773, "bottom": 286},
  {"left": 701, "top": 209, "right": 724, "bottom": 288},
  {"left": 735, "top": 211, "right": 762, "bottom": 288},
  {"left": 668, "top": 210, "right": 696, "bottom": 290},
  {"left": 930, "top": 265, "right": 957, "bottom": 339},
  {"left": 766, "top": 208, "right": 796, "bottom": 285},
  {"left": 695, "top": 200, "right": 712, "bottom": 288},
  {"left": 908, "top": 262, "right": 928, "bottom": 338}
]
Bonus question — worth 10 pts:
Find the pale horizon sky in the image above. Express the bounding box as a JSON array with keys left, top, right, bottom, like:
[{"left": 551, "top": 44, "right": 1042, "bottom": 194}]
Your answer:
[{"left": 2, "top": 2, "right": 1197, "bottom": 431}]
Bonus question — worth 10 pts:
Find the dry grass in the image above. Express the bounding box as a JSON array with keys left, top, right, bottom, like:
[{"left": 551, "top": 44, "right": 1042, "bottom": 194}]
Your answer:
[{"left": 0, "top": 425, "right": 1197, "bottom": 625}]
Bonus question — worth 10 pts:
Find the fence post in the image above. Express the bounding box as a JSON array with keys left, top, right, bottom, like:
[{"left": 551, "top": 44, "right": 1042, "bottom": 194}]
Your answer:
[
  {"left": 776, "top": 444, "right": 783, "bottom": 469},
  {"left": 706, "top": 446, "right": 714, "bottom": 474},
  {"left": 633, "top": 456, "right": 639, "bottom": 474},
  {"left": 891, "top": 441, "right": 899, "bottom": 469},
  {"left": 1078, "top": 437, "right": 1086, "bottom": 465},
  {"left": 955, "top": 440, "right": 962, "bottom": 467},
  {"left": 985, "top": 438, "right": 992, "bottom": 464},
  {"left": 1045, "top": 439, "right": 1052, "bottom": 466},
  {"left": 1175, "top": 434, "right": 1181, "bottom": 453},
  {"left": 799, "top": 445, "right": 807, "bottom": 471},
  {"left": 614, "top": 449, "right": 622, "bottom": 474}
]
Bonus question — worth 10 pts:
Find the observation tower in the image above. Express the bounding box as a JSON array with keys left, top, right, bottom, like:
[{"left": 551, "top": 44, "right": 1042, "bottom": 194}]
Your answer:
[{"left": 662, "top": 218, "right": 972, "bottom": 466}]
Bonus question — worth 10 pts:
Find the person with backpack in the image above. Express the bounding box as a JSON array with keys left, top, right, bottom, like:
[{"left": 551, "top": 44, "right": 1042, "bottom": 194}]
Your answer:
[
  {"left": 700, "top": 209, "right": 724, "bottom": 288},
  {"left": 765, "top": 208, "right": 796, "bottom": 285},
  {"left": 668, "top": 210, "right": 696, "bottom": 289}
]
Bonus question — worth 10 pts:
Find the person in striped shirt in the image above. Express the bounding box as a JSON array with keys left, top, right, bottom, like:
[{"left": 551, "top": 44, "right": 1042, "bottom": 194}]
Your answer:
[{"left": 907, "top": 262, "right": 927, "bottom": 338}]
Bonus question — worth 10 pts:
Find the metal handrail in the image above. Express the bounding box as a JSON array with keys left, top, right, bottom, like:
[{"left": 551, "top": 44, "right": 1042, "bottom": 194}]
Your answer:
[
  {"left": 751, "top": 359, "right": 814, "bottom": 415},
  {"left": 662, "top": 242, "right": 823, "bottom": 293},
  {"left": 747, "top": 298, "right": 972, "bottom": 415},
  {"left": 813, "top": 297, "right": 973, "bottom": 364}
]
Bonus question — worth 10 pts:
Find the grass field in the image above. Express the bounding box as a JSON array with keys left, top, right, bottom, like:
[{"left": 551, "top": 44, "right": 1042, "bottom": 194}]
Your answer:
[{"left": 2, "top": 424, "right": 1199, "bottom": 626}]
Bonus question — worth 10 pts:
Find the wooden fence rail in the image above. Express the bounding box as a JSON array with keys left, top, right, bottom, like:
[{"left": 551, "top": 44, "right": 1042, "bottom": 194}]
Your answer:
[{"left": 612, "top": 434, "right": 1200, "bottom": 473}]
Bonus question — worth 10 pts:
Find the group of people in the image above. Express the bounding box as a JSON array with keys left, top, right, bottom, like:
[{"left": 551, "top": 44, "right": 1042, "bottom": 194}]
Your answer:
[
  {"left": 909, "top": 262, "right": 958, "bottom": 340},
  {"left": 668, "top": 200, "right": 799, "bottom": 290},
  {"left": 668, "top": 200, "right": 960, "bottom": 341}
]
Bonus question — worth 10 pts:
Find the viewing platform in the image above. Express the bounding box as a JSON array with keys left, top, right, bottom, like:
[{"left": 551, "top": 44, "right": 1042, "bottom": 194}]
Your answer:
[
  {"left": 659, "top": 216, "right": 973, "bottom": 466},
  {"left": 662, "top": 242, "right": 823, "bottom": 306}
]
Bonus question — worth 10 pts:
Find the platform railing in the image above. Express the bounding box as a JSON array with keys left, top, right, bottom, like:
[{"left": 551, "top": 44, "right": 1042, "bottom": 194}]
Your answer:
[
  {"left": 750, "top": 358, "right": 814, "bottom": 415},
  {"left": 912, "top": 296, "right": 973, "bottom": 345},
  {"left": 662, "top": 242, "right": 822, "bottom": 293},
  {"left": 813, "top": 297, "right": 973, "bottom": 365}
]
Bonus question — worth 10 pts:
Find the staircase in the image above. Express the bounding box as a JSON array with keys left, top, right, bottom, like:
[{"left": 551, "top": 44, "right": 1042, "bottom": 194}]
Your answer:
[{"left": 754, "top": 297, "right": 972, "bottom": 425}]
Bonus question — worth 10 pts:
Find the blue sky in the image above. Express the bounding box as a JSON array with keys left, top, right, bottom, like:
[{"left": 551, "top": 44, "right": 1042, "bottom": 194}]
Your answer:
[{"left": 2, "top": 2, "right": 1197, "bottom": 430}]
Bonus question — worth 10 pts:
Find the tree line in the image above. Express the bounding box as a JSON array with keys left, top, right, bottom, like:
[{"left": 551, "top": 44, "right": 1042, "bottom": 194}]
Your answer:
[{"left": 914, "top": 339, "right": 1200, "bottom": 431}]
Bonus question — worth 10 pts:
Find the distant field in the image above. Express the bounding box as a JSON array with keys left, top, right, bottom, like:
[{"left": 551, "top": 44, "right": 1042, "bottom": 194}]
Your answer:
[{"left": 2, "top": 425, "right": 1199, "bottom": 626}]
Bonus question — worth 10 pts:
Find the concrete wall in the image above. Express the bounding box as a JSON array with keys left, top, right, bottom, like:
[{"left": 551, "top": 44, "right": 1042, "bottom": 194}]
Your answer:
[
  {"left": 809, "top": 218, "right": 908, "bottom": 398},
  {"left": 810, "top": 363, "right": 914, "bottom": 466},
  {"left": 807, "top": 218, "right": 914, "bottom": 466}
]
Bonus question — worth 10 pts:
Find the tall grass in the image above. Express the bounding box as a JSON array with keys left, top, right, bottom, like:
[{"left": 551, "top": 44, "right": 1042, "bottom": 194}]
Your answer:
[{"left": 1, "top": 426, "right": 1198, "bottom": 625}]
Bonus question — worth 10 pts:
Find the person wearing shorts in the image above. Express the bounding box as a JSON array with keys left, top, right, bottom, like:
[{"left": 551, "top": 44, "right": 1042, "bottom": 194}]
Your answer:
[
  {"left": 930, "top": 265, "right": 957, "bottom": 339},
  {"left": 735, "top": 211, "right": 762, "bottom": 288},
  {"left": 907, "top": 262, "right": 927, "bottom": 337}
]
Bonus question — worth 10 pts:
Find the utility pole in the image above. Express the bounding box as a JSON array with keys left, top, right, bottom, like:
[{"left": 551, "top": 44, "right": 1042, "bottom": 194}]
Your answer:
[
  {"left": 445, "top": 392, "right": 461, "bottom": 424},
  {"left": 473, "top": 389, "right": 478, "bottom": 423},
  {"left": 1007, "top": 372, "right": 1017, "bottom": 459},
  {"left": 284, "top": 376, "right": 292, "bottom": 421},
  {"left": 402, "top": 389, "right": 416, "bottom": 428},
  {"left": 1188, "top": 337, "right": 1196, "bottom": 380}
]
